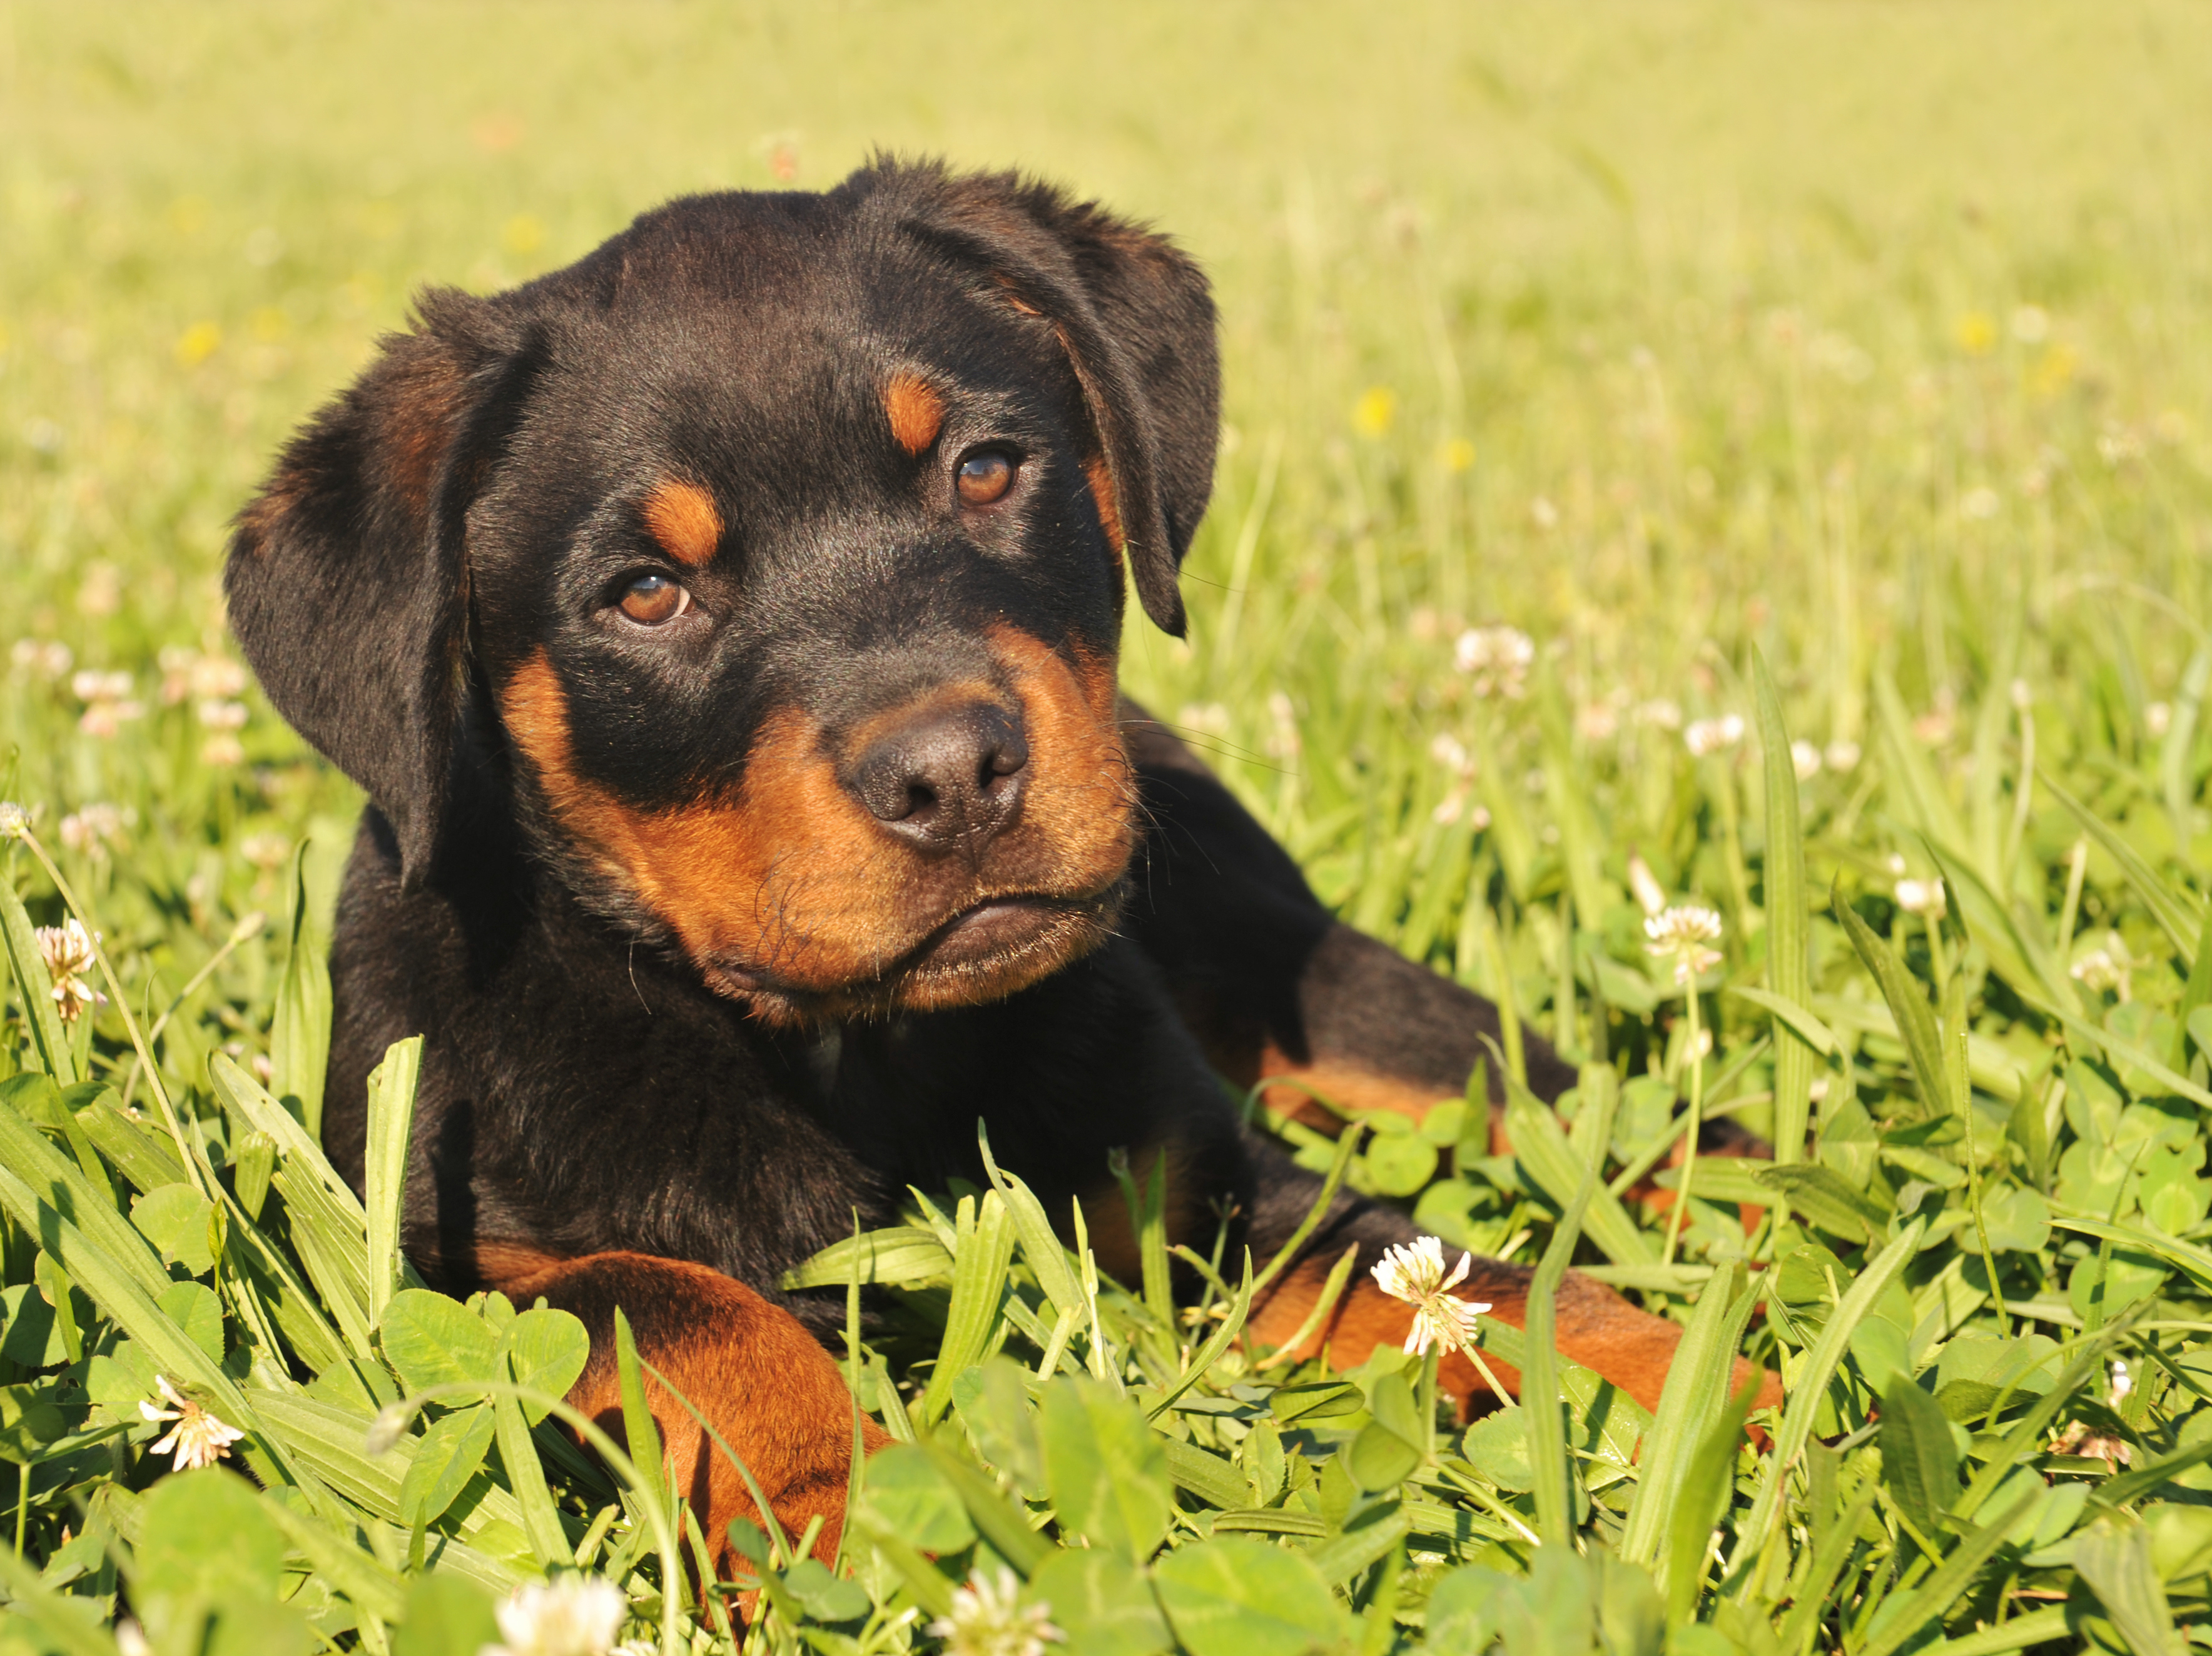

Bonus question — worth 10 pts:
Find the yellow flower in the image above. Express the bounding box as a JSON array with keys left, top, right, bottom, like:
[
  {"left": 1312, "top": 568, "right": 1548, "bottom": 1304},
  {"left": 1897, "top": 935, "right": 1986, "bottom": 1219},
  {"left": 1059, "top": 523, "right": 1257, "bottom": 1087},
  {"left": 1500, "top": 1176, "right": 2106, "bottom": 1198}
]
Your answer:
[
  {"left": 1438, "top": 437, "right": 1475, "bottom": 472},
  {"left": 1371, "top": 1236, "right": 1489, "bottom": 1357},
  {"left": 1352, "top": 386, "right": 1396, "bottom": 438},
  {"left": 1954, "top": 311, "right": 1996, "bottom": 356},
  {"left": 138, "top": 1375, "right": 245, "bottom": 1471},
  {"left": 503, "top": 213, "right": 546, "bottom": 256},
  {"left": 175, "top": 321, "right": 223, "bottom": 368}
]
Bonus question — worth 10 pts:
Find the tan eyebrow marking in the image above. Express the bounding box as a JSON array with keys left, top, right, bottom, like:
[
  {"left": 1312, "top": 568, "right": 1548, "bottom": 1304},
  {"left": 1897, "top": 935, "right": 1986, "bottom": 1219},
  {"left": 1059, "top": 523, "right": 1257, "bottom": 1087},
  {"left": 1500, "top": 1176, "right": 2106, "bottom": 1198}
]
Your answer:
[
  {"left": 1085, "top": 457, "right": 1125, "bottom": 571},
  {"left": 884, "top": 373, "right": 946, "bottom": 457},
  {"left": 641, "top": 478, "right": 723, "bottom": 567}
]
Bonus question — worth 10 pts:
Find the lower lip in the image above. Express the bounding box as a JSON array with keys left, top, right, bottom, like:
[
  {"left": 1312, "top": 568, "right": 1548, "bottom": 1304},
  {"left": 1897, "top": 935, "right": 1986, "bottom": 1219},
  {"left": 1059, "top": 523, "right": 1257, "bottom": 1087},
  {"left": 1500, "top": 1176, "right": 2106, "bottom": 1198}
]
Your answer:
[{"left": 925, "top": 897, "right": 1070, "bottom": 966}]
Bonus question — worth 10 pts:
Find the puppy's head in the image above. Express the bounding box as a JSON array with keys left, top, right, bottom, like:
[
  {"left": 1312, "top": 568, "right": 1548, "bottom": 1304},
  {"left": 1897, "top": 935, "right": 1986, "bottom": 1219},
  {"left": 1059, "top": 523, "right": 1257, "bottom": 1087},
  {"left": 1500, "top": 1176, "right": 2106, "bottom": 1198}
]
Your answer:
[{"left": 228, "top": 161, "right": 1219, "bottom": 1021}]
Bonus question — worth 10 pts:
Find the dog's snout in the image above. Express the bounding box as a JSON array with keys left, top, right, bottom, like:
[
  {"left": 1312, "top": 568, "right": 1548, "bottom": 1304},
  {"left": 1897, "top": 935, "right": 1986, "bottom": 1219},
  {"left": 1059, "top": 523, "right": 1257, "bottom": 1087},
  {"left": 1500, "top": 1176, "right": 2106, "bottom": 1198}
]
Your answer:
[{"left": 847, "top": 700, "right": 1029, "bottom": 849}]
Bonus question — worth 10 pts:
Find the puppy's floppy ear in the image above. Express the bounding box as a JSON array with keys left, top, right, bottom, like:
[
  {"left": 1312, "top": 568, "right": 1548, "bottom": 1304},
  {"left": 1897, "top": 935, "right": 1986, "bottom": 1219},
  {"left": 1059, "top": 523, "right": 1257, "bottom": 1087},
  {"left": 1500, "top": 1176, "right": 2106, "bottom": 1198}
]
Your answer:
[
  {"left": 880, "top": 163, "right": 1220, "bottom": 637},
  {"left": 226, "top": 290, "right": 539, "bottom": 881}
]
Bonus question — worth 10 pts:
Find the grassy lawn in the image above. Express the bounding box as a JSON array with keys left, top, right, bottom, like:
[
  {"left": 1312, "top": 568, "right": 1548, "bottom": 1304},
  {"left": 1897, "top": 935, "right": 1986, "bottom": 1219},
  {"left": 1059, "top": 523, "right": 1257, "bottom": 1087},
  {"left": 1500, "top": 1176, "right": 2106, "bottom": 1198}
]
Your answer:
[{"left": 2, "top": 4, "right": 2211, "bottom": 1650}]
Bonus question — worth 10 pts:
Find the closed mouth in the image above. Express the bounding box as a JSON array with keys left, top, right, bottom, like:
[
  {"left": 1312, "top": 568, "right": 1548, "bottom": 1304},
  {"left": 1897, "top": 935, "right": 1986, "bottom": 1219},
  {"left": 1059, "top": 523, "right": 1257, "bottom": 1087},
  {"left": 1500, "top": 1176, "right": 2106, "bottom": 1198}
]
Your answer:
[
  {"left": 701, "top": 885, "right": 1122, "bottom": 1017},
  {"left": 907, "top": 894, "right": 1101, "bottom": 972}
]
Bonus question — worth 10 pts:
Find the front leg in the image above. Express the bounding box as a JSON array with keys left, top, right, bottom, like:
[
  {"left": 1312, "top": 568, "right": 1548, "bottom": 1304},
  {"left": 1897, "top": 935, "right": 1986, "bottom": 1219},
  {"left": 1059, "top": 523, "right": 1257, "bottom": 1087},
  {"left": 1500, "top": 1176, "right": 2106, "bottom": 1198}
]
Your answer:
[
  {"left": 1119, "top": 699, "right": 1577, "bottom": 1129},
  {"left": 479, "top": 1246, "right": 888, "bottom": 1581}
]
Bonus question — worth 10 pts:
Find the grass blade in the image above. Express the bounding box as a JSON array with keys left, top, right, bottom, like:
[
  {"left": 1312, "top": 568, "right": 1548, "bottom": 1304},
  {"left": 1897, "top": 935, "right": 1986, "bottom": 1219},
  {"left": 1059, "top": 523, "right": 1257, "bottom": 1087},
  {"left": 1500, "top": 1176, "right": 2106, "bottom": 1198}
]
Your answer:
[
  {"left": 1616, "top": 1263, "right": 1753, "bottom": 1570},
  {"left": 978, "top": 1125, "right": 1083, "bottom": 1323},
  {"left": 1522, "top": 1073, "right": 1613, "bottom": 1544},
  {"left": 917, "top": 1191, "right": 1017, "bottom": 1428},
  {"left": 270, "top": 842, "right": 334, "bottom": 1137},
  {"left": 1502, "top": 1074, "right": 1652, "bottom": 1265},
  {"left": 1857, "top": 1488, "right": 2038, "bottom": 1656},
  {"left": 1832, "top": 882, "right": 1954, "bottom": 1114},
  {"left": 1874, "top": 674, "right": 1973, "bottom": 867},
  {"left": 362, "top": 1035, "right": 420, "bottom": 1331},
  {"left": 1665, "top": 1369, "right": 1762, "bottom": 1622},
  {"left": 1753, "top": 650, "right": 1815, "bottom": 1164},
  {"left": 1726, "top": 1218, "right": 1925, "bottom": 1578},
  {"left": 0, "top": 877, "right": 75, "bottom": 1085},
  {"left": 2040, "top": 765, "right": 2203, "bottom": 967}
]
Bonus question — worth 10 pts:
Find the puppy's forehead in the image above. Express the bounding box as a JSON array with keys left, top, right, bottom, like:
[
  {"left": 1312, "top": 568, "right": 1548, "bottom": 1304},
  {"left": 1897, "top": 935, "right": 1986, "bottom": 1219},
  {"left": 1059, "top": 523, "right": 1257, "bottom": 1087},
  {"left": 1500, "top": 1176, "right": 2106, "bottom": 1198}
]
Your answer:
[{"left": 540, "top": 221, "right": 1067, "bottom": 468}]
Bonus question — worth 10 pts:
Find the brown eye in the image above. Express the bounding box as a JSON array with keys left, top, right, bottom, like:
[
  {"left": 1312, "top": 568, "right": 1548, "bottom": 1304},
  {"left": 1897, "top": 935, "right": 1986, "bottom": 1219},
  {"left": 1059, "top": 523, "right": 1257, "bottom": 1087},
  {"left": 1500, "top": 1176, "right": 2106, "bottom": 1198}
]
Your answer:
[
  {"left": 618, "top": 573, "right": 689, "bottom": 625},
  {"left": 956, "top": 451, "right": 1015, "bottom": 506}
]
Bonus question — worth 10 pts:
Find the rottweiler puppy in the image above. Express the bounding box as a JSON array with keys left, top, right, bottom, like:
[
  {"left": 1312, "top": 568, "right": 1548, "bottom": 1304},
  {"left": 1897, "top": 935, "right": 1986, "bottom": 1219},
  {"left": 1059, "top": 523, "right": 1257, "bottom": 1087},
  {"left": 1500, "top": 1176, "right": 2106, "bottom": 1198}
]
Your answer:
[{"left": 227, "top": 158, "right": 1768, "bottom": 1573}]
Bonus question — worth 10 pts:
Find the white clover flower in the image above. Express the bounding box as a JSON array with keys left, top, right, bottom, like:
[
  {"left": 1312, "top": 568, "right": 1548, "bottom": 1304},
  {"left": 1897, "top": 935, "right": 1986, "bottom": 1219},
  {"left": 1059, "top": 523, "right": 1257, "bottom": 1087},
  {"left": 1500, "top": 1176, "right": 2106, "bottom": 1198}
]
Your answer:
[
  {"left": 1893, "top": 878, "right": 1946, "bottom": 919},
  {"left": 1428, "top": 732, "right": 1471, "bottom": 775},
  {"left": 240, "top": 832, "right": 291, "bottom": 870},
  {"left": 35, "top": 919, "right": 105, "bottom": 1023},
  {"left": 1431, "top": 794, "right": 1488, "bottom": 829},
  {"left": 11, "top": 639, "right": 73, "bottom": 680},
  {"left": 1371, "top": 1235, "right": 1489, "bottom": 1358},
  {"left": 195, "top": 699, "right": 248, "bottom": 731},
  {"left": 1645, "top": 904, "right": 1724, "bottom": 986},
  {"left": 1574, "top": 702, "right": 1620, "bottom": 743},
  {"left": 0, "top": 802, "right": 29, "bottom": 840},
  {"left": 2010, "top": 678, "right": 2033, "bottom": 712},
  {"left": 928, "top": 1568, "right": 1063, "bottom": 1656},
  {"left": 1790, "top": 740, "right": 1822, "bottom": 781},
  {"left": 1960, "top": 485, "right": 2001, "bottom": 521},
  {"left": 1683, "top": 714, "right": 1744, "bottom": 757},
  {"left": 71, "top": 668, "right": 143, "bottom": 738},
  {"left": 365, "top": 1403, "right": 412, "bottom": 1457},
  {"left": 2146, "top": 702, "right": 2173, "bottom": 739},
  {"left": 1529, "top": 496, "right": 1559, "bottom": 530},
  {"left": 1635, "top": 698, "right": 1683, "bottom": 731},
  {"left": 200, "top": 734, "right": 246, "bottom": 767},
  {"left": 190, "top": 655, "right": 249, "bottom": 700},
  {"left": 59, "top": 802, "right": 131, "bottom": 857},
  {"left": 1265, "top": 692, "right": 1301, "bottom": 760},
  {"left": 70, "top": 669, "right": 133, "bottom": 704},
  {"left": 1454, "top": 626, "right": 1535, "bottom": 700},
  {"left": 1824, "top": 739, "right": 1862, "bottom": 774},
  {"left": 481, "top": 1577, "right": 628, "bottom": 1656},
  {"left": 2010, "top": 305, "right": 2050, "bottom": 345},
  {"left": 2097, "top": 427, "right": 2143, "bottom": 468},
  {"left": 139, "top": 1375, "right": 246, "bottom": 1471},
  {"left": 2071, "top": 934, "right": 2134, "bottom": 1001},
  {"left": 2109, "top": 1360, "right": 2132, "bottom": 1407},
  {"left": 1911, "top": 708, "right": 1954, "bottom": 747},
  {"left": 114, "top": 1621, "right": 151, "bottom": 1656},
  {"left": 1626, "top": 854, "right": 1668, "bottom": 918}
]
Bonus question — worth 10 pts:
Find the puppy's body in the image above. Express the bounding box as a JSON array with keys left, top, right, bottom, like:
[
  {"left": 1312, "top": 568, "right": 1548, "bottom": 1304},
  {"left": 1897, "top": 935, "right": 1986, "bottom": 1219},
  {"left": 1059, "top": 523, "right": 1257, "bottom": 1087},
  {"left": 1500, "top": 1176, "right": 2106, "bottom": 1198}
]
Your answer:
[{"left": 232, "top": 160, "right": 1765, "bottom": 1574}]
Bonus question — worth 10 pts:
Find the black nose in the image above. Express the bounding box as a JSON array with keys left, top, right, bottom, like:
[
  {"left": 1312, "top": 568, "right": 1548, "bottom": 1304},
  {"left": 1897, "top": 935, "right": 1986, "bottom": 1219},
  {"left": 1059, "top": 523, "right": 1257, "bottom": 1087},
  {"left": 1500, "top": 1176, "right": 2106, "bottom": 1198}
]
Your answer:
[{"left": 846, "top": 700, "right": 1029, "bottom": 849}]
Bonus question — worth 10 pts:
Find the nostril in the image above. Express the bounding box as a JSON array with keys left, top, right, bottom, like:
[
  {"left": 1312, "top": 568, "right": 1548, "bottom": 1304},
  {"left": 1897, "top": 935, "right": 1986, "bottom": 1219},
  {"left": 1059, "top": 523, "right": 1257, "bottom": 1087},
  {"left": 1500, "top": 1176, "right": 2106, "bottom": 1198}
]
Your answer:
[{"left": 981, "top": 722, "right": 1029, "bottom": 786}]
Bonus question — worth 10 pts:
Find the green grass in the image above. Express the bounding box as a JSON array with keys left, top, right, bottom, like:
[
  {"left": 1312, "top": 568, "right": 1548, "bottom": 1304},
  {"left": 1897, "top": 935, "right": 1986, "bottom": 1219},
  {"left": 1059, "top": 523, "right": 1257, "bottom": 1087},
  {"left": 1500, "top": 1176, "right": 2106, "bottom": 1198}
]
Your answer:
[{"left": 4, "top": 3, "right": 2212, "bottom": 1652}]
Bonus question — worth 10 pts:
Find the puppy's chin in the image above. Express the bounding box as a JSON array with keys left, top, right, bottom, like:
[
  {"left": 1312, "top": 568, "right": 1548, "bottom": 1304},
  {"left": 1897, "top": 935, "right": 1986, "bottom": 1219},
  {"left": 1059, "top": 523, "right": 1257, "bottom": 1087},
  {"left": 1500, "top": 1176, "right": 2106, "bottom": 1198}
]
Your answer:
[{"left": 699, "top": 887, "right": 1124, "bottom": 1026}]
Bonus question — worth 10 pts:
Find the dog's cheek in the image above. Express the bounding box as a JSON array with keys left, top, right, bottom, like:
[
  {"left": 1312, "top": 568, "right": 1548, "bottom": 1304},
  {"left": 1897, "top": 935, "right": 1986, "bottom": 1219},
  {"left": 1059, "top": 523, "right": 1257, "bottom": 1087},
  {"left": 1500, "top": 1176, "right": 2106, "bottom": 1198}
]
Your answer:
[
  {"left": 499, "top": 650, "right": 913, "bottom": 986},
  {"left": 988, "top": 624, "right": 1136, "bottom": 890}
]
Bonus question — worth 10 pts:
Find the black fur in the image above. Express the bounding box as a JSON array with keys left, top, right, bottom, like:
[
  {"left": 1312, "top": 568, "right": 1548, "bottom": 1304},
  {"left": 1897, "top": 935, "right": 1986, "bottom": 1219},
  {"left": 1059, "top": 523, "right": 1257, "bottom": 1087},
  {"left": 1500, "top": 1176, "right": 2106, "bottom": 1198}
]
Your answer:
[{"left": 229, "top": 159, "right": 1571, "bottom": 1343}]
